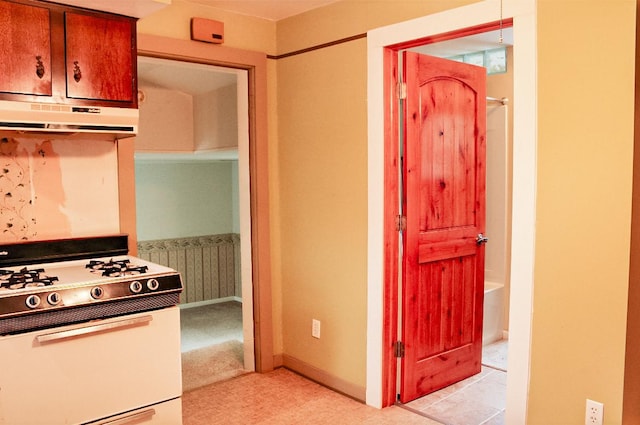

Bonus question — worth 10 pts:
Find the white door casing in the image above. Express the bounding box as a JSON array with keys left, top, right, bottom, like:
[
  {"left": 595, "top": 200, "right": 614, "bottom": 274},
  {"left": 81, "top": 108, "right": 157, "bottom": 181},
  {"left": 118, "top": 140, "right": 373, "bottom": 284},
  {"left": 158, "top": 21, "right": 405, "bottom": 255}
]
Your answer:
[{"left": 366, "top": 1, "right": 537, "bottom": 423}]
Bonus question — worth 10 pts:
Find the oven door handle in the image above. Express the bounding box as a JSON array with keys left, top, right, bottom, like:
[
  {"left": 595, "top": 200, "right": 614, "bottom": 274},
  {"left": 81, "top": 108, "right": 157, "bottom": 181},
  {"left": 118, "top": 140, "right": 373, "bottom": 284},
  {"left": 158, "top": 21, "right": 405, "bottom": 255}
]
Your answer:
[
  {"left": 35, "top": 315, "right": 153, "bottom": 344},
  {"left": 95, "top": 408, "right": 156, "bottom": 425}
]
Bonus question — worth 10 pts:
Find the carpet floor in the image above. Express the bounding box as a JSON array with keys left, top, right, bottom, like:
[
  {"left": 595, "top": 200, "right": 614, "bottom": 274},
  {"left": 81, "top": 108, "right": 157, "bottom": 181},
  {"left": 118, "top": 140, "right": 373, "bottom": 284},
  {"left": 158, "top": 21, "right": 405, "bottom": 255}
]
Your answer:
[
  {"left": 181, "top": 339, "right": 248, "bottom": 392},
  {"left": 180, "top": 301, "right": 243, "bottom": 353}
]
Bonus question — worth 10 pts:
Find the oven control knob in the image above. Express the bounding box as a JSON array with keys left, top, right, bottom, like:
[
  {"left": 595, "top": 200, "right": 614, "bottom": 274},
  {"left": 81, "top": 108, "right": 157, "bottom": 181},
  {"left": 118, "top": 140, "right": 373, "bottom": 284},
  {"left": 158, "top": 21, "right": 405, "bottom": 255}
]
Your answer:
[
  {"left": 47, "top": 292, "right": 61, "bottom": 306},
  {"left": 130, "top": 281, "right": 143, "bottom": 293},
  {"left": 90, "top": 287, "right": 104, "bottom": 299},
  {"left": 146, "top": 278, "right": 159, "bottom": 291},
  {"left": 26, "top": 294, "right": 41, "bottom": 309}
]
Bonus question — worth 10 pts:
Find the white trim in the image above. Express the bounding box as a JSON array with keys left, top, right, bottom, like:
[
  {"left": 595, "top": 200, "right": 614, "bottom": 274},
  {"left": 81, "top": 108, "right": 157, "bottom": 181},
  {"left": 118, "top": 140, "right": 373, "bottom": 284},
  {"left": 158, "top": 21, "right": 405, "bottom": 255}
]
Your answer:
[
  {"left": 178, "top": 296, "right": 243, "bottom": 310},
  {"left": 236, "top": 69, "right": 257, "bottom": 373},
  {"left": 505, "top": 9, "right": 537, "bottom": 422},
  {"left": 366, "top": 2, "right": 536, "bottom": 423}
]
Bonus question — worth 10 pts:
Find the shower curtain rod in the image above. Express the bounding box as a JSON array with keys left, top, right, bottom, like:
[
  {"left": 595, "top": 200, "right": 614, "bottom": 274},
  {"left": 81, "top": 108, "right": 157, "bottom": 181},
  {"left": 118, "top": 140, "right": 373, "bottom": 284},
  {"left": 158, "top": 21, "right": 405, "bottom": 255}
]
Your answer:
[{"left": 486, "top": 96, "right": 509, "bottom": 105}]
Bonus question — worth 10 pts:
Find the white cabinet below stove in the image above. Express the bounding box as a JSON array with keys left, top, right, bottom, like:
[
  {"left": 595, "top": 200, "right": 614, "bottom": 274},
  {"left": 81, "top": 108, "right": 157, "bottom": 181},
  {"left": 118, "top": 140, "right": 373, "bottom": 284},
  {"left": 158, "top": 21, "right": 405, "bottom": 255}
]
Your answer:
[
  {"left": 92, "top": 398, "right": 182, "bottom": 425},
  {"left": 0, "top": 307, "right": 182, "bottom": 425}
]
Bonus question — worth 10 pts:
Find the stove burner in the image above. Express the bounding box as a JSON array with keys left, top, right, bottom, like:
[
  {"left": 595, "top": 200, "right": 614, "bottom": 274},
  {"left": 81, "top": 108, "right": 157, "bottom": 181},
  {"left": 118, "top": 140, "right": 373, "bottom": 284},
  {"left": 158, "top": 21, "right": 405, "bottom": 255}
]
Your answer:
[
  {"left": 86, "top": 259, "right": 149, "bottom": 277},
  {"left": 0, "top": 267, "right": 59, "bottom": 290}
]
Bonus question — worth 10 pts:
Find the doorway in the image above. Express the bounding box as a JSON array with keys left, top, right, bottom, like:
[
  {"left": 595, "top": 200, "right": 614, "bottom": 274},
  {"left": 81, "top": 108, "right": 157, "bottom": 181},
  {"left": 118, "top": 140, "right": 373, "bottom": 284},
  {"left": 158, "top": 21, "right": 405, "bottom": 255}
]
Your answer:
[
  {"left": 366, "top": 2, "right": 537, "bottom": 423},
  {"left": 133, "top": 55, "right": 255, "bottom": 388}
]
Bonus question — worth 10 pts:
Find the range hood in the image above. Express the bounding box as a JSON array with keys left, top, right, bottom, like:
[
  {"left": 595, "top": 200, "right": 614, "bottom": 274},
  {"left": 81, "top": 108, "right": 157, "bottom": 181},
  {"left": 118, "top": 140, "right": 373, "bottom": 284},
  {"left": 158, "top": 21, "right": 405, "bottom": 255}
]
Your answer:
[{"left": 0, "top": 100, "right": 138, "bottom": 139}]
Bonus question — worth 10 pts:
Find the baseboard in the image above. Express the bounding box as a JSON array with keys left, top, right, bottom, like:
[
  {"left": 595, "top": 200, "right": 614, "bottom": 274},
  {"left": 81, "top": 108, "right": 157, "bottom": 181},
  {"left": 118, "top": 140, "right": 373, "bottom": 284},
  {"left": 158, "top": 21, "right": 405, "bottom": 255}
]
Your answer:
[
  {"left": 273, "top": 353, "right": 284, "bottom": 368},
  {"left": 179, "top": 296, "right": 242, "bottom": 310},
  {"left": 281, "top": 354, "right": 366, "bottom": 402}
]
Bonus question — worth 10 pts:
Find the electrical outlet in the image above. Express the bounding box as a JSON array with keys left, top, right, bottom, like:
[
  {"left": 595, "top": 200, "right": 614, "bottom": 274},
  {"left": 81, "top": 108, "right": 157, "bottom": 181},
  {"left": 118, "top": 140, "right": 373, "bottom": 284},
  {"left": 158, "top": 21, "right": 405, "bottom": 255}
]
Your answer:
[
  {"left": 585, "top": 399, "right": 603, "bottom": 425},
  {"left": 312, "top": 319, "right": 321, "bottom": 338}
]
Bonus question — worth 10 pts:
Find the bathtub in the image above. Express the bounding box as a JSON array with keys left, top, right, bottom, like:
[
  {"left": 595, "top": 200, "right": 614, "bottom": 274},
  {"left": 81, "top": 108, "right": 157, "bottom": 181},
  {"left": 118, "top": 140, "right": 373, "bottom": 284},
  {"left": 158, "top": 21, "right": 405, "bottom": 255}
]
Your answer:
[{"left": 483, "top": 281, "right": 505, "bottom": 346}]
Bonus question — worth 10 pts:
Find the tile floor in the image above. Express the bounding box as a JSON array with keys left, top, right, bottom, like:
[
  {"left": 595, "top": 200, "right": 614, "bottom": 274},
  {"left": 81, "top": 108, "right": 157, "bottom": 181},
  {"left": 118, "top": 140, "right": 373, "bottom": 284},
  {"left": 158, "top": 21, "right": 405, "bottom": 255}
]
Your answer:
[
  {"left": 401, "top": 339, "right": 508, "bottom": 425},
  {"left": 180, "top": 302, "right": 509, "bottom": 425}
]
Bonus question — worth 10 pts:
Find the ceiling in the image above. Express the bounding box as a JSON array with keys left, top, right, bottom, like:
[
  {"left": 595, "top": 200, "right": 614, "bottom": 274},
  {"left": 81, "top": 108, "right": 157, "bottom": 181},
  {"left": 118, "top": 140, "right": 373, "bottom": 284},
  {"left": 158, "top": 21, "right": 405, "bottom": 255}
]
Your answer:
[
  {"left": 138, "top": 56, "right": 239, "bottom": 95},
  {"left": 185, "top": 0, "right": 340, "bottom": 21}
]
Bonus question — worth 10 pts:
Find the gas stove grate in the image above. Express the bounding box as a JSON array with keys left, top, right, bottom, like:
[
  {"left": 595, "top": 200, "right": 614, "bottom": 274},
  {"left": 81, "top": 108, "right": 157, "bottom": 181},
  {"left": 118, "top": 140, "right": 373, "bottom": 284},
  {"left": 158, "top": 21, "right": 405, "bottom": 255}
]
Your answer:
[
  {"left": 0, "top": 267, "right": 59, "bottom": 290},
  {"left": 85, "top": 259, "right": 149, "bottom": 277}
]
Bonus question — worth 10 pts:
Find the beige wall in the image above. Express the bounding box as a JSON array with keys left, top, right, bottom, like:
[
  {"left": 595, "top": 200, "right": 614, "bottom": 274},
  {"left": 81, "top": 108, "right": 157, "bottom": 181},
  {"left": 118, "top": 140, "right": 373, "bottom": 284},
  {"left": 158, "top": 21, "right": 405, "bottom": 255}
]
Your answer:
[
  {"left": 139, "top": 0, "right": 639, "bottom": 422},
  {"left": 275, "top": 0, "right": 475, "bottom": 55},
  {"left": 137, "top": 0, "right": 275, "bottom": 54},
  {"left": 530, "top": 1, "right": 635, "bottom": 424},
  {"left": 624, "top": 3, "right": 640, "bottom": 421},
  {"left": 275, "top": 0, "right": 479, "bottom": 395},
  {"left": 276, "top": 37, "right": 369, "bottom": 388}
]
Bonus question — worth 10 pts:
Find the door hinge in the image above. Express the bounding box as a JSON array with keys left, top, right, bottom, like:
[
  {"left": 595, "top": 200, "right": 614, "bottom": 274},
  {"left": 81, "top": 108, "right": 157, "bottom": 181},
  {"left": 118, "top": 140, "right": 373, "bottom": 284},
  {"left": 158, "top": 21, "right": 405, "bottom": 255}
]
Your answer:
[
  {"left": 394, "top": 341, "right": 405, "bottom": 358},
  {"left": 398, "top": 82, "right": 407, "bottom": 100},
  {"left": 395, "top": 215, "right": 406, "bottom": 232}
]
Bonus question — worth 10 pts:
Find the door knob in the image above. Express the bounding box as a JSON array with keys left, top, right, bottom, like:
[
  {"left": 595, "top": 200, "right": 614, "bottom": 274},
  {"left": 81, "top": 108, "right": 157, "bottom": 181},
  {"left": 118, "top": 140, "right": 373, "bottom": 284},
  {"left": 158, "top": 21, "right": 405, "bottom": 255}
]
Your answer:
[{"left": 476, "top": 233, "right": 489, "bottom": 246}]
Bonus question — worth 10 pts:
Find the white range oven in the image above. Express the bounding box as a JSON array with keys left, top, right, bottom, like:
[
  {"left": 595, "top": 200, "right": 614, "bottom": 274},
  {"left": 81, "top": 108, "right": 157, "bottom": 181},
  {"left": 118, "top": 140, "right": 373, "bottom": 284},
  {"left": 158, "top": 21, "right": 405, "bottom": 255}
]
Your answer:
[{"left": 0, "top": 235, "right": 183, "bottom": 425}]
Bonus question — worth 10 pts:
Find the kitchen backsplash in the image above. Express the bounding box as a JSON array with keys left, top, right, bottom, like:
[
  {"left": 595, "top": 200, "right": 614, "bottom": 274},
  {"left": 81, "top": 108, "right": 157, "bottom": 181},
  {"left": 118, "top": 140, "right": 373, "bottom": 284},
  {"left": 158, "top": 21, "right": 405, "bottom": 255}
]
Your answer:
[{"left": 0, "top": 136, "right": 120, "bottom": 242}]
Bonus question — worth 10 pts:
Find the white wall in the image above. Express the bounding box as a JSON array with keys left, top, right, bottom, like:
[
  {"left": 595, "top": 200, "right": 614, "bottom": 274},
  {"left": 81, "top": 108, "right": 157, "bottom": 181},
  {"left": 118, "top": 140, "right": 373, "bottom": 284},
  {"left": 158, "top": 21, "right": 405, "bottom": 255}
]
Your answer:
[
  {"left": 135, "top": 160, "right": 238, "bottom": 240},
  {"left": 0, "top": 137, "right": 120, "bottom": 242},
  {"left": 136, "top": 82, "right": 238, "bottom": 154},
  {"left": 136, "top": 85, "right": 194, "bottom": 152},
  {"left": 134, "top": 72, "right": 241, "bottom": 242},
  {"left": 232, "top": 161, "right": 240, "bottom": 233},
  {"left": 485, "top": 103, "right": 509, "bottom": 284},
  {"left": 194, "top": 84, "right": 238, "bottom": 151}
]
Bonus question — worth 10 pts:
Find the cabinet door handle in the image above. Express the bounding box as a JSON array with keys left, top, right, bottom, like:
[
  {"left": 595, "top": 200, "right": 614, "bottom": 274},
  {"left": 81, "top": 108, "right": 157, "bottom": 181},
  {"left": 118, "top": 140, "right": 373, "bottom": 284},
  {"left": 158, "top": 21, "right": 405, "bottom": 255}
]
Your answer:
[
  {"left": 73, "top": 60, "right": 82, "bottom": 82},
  {"left": 35, "top": 315, "right": 153, "bottom": 344},
  {"left": 35, "top": 56, "right": 45, "bottom": 79}
]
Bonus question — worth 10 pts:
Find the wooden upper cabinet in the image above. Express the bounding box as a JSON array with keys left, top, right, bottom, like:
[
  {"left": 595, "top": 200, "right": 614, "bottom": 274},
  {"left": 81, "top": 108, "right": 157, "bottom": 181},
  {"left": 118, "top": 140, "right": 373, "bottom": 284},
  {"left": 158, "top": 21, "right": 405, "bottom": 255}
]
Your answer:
[
  {"left": 0, "top": 1, "right": 52, "bottom": 96},
  {"left": 65, "top": 12, "right": 136, "bottom": 104},
  {"left": 0, "top": 0, "right": 137, "bottom": 108}
]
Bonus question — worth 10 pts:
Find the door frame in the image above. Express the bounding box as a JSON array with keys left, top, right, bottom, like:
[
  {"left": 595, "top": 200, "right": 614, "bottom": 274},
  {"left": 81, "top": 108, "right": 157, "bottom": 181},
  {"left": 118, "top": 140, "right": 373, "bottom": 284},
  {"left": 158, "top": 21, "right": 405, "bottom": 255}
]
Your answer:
[
  {"left": 366, "top": 1, "right": 537, "bottom": 422},
  {"left": 133, "top": 33, "right": 274, "bottom": 373}
]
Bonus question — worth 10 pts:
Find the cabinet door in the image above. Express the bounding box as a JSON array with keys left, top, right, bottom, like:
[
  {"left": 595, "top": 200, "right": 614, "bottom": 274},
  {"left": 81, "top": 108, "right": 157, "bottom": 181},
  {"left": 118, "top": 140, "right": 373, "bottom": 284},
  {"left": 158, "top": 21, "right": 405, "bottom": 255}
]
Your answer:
[
  {"left": 64, "top": 12, "right": 136, "bottom": 104},
  {"left": 0, "top": 1, "right": 52, "bottom": 96}
]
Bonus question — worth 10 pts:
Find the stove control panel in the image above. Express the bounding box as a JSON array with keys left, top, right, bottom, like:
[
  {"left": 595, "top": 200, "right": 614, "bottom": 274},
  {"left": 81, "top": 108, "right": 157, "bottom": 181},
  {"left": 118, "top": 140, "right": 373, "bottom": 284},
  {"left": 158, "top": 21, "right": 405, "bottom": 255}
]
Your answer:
[
  {"left": 26, "top": 294, "right": 40, "bottom": 309},
  {"left": 27, "top": 292, "right": 63, "bottom": 308},
  {"left": 130, "top": 281, "right": 143, "bottom": 293},
  {"left": 147, "top": 278, "right": 159, "bottom": 291},
  {"left": 91, "top": 287, "right": 104, "bottom": 299},
  {"left": 1, "top": 273, "right": 183, "bottom": 318},
  {"left": 47, "top": 292, "right": 61, "bottom": 306}
]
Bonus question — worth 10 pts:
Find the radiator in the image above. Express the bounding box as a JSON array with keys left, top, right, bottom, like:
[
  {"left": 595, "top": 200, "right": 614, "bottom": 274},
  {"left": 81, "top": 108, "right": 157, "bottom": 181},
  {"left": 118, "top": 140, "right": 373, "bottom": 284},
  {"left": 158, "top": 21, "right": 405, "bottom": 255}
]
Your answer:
[{"left": 137, "top": 234, "right": 240, "bottom": 304}]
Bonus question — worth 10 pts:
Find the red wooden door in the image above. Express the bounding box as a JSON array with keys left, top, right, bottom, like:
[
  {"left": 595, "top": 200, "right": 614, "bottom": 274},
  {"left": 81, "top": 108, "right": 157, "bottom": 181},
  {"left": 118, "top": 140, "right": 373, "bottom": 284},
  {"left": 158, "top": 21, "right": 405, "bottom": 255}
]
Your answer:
[
  {"left": 0, "top": 1, "right": 52, "bottom": 96},
  {"left": 399, "top": 51, "right": 486, "bottom": 403}
]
